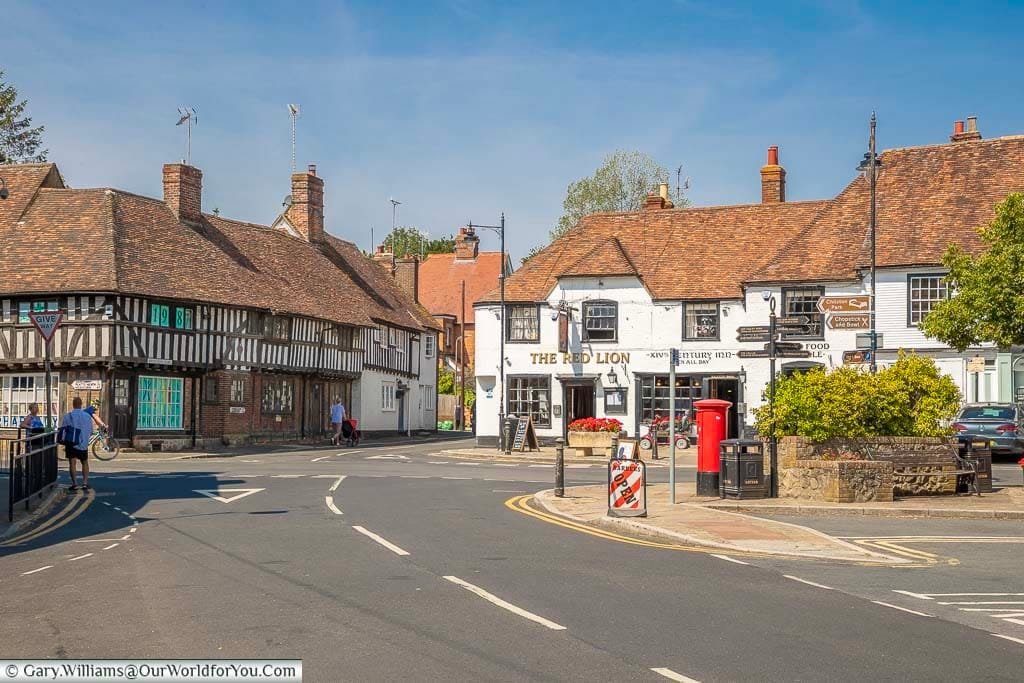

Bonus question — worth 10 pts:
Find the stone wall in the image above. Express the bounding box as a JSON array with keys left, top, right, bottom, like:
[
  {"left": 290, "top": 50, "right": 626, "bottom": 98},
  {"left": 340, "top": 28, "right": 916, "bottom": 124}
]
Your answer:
[{"left": 780, "top": 460, "right": 894, "bottom": 503}]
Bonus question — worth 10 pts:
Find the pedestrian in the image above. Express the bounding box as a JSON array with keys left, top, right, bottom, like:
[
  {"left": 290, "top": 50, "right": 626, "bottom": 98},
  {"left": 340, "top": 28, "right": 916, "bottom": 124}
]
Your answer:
[
  {"left": 59, "top": 396, "right": 94, "bottom": 491},
  {"left": 19, "top": 402, "right": 45, "bottom": 437},
  {"left": 330, "top": 397, "right": 346, "bottom": 446}
]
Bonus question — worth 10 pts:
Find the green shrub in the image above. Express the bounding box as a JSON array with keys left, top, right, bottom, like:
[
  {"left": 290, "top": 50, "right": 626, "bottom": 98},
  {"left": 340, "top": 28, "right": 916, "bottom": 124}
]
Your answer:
[{"left": 753, "top": 352, "right": 961, "bottom": 441}]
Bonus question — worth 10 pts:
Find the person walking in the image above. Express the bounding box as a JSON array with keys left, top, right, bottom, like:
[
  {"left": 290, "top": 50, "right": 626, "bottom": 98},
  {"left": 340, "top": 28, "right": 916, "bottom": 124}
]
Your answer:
[
  {"left": 19, "top": 402, "right": 45, "bottom": 436},
  {"left": 330, "top": 397, "right": 346, "bottom": 446},
  {"left": 60, "top": 397, "right": 94, "bottom": 491}
]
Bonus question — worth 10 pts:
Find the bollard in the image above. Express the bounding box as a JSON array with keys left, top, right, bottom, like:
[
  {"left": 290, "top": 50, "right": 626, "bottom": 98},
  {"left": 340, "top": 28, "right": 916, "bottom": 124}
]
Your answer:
[
  {"left": 555, "top": 438, "right": 565, "bottom": 497},
  {"left": 503, "top": 420, "right": 512, "bottom": 455},
  {"left": 611, "top": 433, "right": 620, "bottom": 459}
]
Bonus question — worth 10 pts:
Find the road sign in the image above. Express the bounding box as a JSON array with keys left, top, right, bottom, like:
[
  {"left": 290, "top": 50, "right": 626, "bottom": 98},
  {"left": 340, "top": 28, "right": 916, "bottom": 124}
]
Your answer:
[
  {"left": 736, "top": 325, "right": 771, "bottom": 335},
  {"left": 817, "top": 295, "right": 869, "bottom": 313},
  {"left": 771, "top": 341, "right": 803, "bottom": 352},
  {"left": 28, "top": 311, "right": 63, "bottom": 342},
  {"left": 843, "top": 350, "right": 873, "bottom": 365},
  {"left": 828, "top": 313, "right": 870, "bottom": 330},
  {"left": 71, "top": 379, "right": 103, "bottom": 390},
  {"left": 607, "top": 458, "right": 647, "bottom": 518},
  {"left": 737, "top": 350, "right": 770, "bottom": 359},
  {"left": 776, "top": 315, "right": 810, "bottom": 326},
  {"left": 777, "top": 350, "right": 812, "bottom": 358},
  {"left": 967, "top": 355, "right": 986, "bottom": 373},
  {"left": 736, "top": 332, "right": 771, "bottom": 343}
]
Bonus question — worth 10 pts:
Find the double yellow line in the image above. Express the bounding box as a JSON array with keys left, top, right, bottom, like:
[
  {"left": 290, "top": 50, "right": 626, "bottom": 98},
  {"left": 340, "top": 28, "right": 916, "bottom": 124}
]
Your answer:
[
  {"left": 504, "top": 494, "right": 719, "bottom": 554},
  {"left": 2, "top": 488, "right": 95, "bottom": 547}
]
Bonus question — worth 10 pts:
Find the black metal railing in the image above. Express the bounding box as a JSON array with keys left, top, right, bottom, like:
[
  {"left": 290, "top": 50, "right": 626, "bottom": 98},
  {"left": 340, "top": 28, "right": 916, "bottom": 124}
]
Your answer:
[{"left": 4, "top": 431, "right": 59, "bottom": 522}]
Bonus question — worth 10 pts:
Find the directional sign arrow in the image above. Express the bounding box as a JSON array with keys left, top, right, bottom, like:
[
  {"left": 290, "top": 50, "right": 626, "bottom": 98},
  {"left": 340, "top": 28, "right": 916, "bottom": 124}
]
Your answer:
[
  {"left": 736, "top": 333, "right": 771, "bottom": 343},
  {"left": 772, "top": 341, "right": 804, "bottom": 352},
  {"left": 194, "top": 488, "right": 265, "bottom": 504},
  {"left": 737, "top": 325, "right": 771, "bottom": 335},
  {"left": 777, "top": 350, "right": 812, "bottom": 358},
  {"left": 736, "top": 350, "right": 770, "bottom": 359},
  {"left": 776, "top": 315, "right": 810, "bottom": 326}
]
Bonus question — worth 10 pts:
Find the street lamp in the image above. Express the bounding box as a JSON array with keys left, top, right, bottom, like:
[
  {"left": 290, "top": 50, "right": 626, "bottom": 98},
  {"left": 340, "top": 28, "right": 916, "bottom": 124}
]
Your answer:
[
  {"left": 469, "top": 214, "right": 507, "bottom": 451},
  {"left": 857, "top": 112, "right": 882, "bottom": 374},
  {"left": 762, "top": 290, "right": 779, "bottom": 497}
]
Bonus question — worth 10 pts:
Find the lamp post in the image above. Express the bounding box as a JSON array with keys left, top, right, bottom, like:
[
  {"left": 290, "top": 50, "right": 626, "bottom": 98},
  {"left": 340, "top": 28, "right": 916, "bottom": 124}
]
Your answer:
[
  {"left": 762, "top": 291, "right": 778, "bottom": 497},
  {"left": 857, "top": 113, "right": 882, "bottom": 374},
  {"left": 469, "top": 214, "right": 507, "bottom": 450},
  {"left": 738, "top": 365, "right": 746, "bottom": 440}
]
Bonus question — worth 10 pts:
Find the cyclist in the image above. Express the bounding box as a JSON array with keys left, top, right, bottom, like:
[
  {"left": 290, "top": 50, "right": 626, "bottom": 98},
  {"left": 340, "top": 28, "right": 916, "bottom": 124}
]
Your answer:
[
  {"left": 83, "top": 403, "right": 109, "bottom": 432},
  {"left": 60, "top": 397, "right": 93, "bottom": 491}
]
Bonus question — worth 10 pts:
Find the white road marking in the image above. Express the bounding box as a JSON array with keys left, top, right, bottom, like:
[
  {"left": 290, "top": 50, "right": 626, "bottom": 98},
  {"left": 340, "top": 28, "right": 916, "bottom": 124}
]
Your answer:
[
  {"left": 924, "top": 593, "right": 1024, "bottom": 597},
  {"left": 492, "top": 489, "right": 527, "bottom": 493},
  {"left": 103, "top": 543, "right": 119, "bottom": 550},
  {"left": 939, "top": 601, "right": 1024, "bottom": 605},
  {"left": 528, "top": 464, "right": 552, "bottom": 468},
  {"left": 329, "top": 475, "right": 346, "bottom": 493},
  {"left": 325, "top": 497, "right": 343, "bottom": 515},
  {"left": 567, "top": 464, "right": 592, "bottom": 469},
  {"left": 428, "top": 461, "right": 449, "bottom": 465},
  {"left": 130, "top": 528, "right": 137, "bottom": 533},
  {"left": 992, "top": 633, "right": 1024, "bottom": 645},
  {"left": 193, "top": 488, "right": 265, "bottom": 504},
  {"left": 1002, "top": 618, "right": 1024, "bottom": 626},
  {"left": 784, "top": 575, "right": 833, "bottom": 590},
  {"left": 21, "top": 566, "right": 52, "bottom": 576},
  {"left": 400, "top": 475, "right": 431, "bottom": 479},
  {"left": 442, "top": 476, "right": 471, "bottom": 480},
  {"left": 457, "top": 462, "right": 481, "bottom": 466},
  {"left": 958, "top": 608, "right": 1024, "bottom": 612},
  {"left": 366, "top": 454, "right": 410, "bottom": 461},
  {"left": 68, "top": 553, "right": 93, "bottom": 562},
  {"left": 493, "top": 463, "right": 518, "bottom": 467},
  {"left": 892, "top": 590, "right": 934, "bottom": 600},
  {"left": 711, "top": 554, "right": 750, "bottom": 566},
  {"left": 271, "top": 474, "right": 304, "bottom": 478},
  {"left": 352, "top": 526, "right": 411, "bottom": 555},
  {"left": 312, "top": 450, "right": 362, "bottom": 462},
  {"left": 240, "top": 459, "right": 262, "bottom": 463},
  {"left": 650, "top": 667, "right": 701, "bottom": 682},
  {"left": 312, "top": 474, "right": 341, "bottom": 479},
  {"left": 390, "top": 445, "right": 419, "bottom": 450},
  {"left": 872, "top": 601, "right": 934, "bottom": 617},
  {"left": 443, "top": 576, "right": 566, "bottom": 630}
]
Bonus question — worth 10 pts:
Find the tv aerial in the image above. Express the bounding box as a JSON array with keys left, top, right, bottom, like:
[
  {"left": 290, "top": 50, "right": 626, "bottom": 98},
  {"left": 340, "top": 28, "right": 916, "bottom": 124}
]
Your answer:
[{"left": 176, "top": 107, "right": 197, "bottom": 165}]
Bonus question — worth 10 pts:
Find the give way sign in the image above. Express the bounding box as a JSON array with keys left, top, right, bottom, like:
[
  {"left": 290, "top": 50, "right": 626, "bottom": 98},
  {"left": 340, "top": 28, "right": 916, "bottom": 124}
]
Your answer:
[{"left": 29, "top": 311, "right": 63, "bottom": 342}]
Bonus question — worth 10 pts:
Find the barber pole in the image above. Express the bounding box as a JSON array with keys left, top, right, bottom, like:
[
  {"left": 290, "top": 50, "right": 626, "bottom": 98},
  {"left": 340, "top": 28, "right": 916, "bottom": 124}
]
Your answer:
[{"left": 607, "top": 458, "right": 647, "bottom": 518}]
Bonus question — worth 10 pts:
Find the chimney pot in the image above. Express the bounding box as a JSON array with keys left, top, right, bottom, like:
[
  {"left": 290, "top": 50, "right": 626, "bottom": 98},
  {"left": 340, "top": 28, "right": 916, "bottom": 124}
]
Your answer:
[
  {"left": 454, "top": 225, "right": 480, "bottom": 260},
  {"left": 966, "top": 116, "right": 978, "bottom": 133},
  {"left": 954, "top": 120, "right": 965, "bottom": 135},
  {"left": 767, "top": 145, "right": 779, "bottom": 166},
  {"left": 951, "top": 117, "right": 981, "bottom": 142},
  {"left": 658, "top": 182, "right": 669, "bottom": 201},
  {"left": 308, "top": 163, "right": 317, "bottom": 176}
]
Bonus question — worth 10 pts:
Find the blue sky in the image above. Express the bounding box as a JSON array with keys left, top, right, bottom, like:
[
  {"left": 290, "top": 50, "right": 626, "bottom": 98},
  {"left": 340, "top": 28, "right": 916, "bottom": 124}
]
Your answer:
[{"left": 5, "top": 1, "right": 1023, "bottom": 260}]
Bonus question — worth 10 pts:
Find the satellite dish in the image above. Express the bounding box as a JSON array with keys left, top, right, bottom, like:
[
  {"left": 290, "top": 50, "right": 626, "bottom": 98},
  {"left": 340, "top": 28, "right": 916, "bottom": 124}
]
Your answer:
[{"left": 282, "top": 194, "right": 293, "bottom": 208}]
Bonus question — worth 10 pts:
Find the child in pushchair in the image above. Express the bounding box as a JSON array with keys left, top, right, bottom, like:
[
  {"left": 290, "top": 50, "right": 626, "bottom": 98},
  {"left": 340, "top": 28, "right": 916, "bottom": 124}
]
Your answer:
[{"left": 341, "top": 418, "right": 361, "bottom": 447}]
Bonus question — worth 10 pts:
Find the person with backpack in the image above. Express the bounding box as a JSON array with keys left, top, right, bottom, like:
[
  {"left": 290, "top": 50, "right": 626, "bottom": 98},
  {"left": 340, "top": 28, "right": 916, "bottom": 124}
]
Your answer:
[{"left": 60, "top": 397, "right": 94, "bottom": 491}]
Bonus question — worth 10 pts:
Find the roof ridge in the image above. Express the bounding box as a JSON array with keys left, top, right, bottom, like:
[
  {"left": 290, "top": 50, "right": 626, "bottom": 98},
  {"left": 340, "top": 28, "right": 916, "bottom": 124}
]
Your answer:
[{"left": 880, "top": 134, "right": 1024, "bottom": 156}]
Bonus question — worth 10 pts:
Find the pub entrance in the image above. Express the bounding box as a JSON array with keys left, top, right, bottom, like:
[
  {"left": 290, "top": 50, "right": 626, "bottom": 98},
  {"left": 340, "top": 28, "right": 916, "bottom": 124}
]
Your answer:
[
  {"left": 707, "top": 376, "right": 739, "bottom": 439},
  {"left": 559, "top": 378, "right": 596, "bottom": 440}
]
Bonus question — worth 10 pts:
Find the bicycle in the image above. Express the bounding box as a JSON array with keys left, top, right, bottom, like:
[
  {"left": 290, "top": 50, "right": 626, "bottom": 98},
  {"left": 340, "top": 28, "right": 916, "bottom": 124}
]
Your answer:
[{"left": 89, "top": 426, "right": 121, "bottom": 461}]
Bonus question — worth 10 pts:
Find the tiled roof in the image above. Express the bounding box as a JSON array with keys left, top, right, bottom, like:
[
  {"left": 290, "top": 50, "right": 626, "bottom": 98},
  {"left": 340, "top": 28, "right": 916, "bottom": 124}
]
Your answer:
[
  {"left": 480, "top": 199, "right": 828, "bottom": 303},
  {"left": 0, "top": 163, "right": 435, "bottom": 332},
  {"left": 559, "top": 237, "right": 638, "bottom": 278},
  {"left": 418, "top": 251, "right": 505, "bottom": 324},
  {"left": 751, "top": 135, "right": 1024, "bottom": 283}
]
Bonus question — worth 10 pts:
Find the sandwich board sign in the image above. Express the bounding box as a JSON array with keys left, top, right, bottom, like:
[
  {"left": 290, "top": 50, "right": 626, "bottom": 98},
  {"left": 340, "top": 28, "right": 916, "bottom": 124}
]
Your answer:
[
  {"left": 607, "top": 458, "right": 647, "bottom": 517},
  {"left": 29, "top": 311, "right": 63, "bottom": 342},
  {"left": 511, "top": 415, "right": 539, "bottom": 452}
]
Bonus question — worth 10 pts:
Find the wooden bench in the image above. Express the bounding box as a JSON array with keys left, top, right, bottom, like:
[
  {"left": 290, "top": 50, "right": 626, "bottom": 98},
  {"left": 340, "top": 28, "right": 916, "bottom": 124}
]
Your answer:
[{"left": 861, "top": 444, "right": 979, "bottom": 497}]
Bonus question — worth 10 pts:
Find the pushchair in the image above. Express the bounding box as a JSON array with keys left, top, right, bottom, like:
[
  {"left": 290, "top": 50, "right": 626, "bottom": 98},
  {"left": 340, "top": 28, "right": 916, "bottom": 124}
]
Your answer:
[{"left": 342, "top": 418, "right": 361, "bottom": 447}]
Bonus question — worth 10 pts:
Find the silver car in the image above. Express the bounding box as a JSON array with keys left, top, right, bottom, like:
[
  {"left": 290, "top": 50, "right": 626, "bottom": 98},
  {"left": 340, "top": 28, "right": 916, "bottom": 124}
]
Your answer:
[{"left": 952, "top": 403, "right": 1024, "bottom": 459}]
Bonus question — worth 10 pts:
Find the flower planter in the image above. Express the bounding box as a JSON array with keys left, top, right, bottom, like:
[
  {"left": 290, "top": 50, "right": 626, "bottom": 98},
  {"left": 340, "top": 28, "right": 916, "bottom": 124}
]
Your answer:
[{"left": 568, "top": 431, "right": 618, "bottom": 457}]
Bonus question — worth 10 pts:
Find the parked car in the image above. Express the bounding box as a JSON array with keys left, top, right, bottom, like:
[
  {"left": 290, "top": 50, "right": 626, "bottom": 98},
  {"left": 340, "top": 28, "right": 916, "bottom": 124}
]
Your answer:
[{"left": 952, "top": 403, "right": 1024, "bottom": 459}]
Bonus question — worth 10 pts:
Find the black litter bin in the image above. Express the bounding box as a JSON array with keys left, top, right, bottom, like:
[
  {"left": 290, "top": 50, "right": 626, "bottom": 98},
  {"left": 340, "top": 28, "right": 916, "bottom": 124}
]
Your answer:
[
  {"left": 958, "top": 437, "right": 993, "bottom": 493},
  {"left": 719, "top": 438, "right": 768, "bottom": 499}
]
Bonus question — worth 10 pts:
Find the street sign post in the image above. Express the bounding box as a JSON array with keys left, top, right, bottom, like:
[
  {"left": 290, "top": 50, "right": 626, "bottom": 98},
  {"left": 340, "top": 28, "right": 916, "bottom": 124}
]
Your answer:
[
  {"left": 669, "top": 348, "right": 679, "bottom": 504},
  {"left": 28, "top": 311, "right": 63, "bottom": 431},
  {"left": 817, "top": 295, "right": 870, "bottom": 313},
  {"left": 737, "top": 350, "right": 770, "bottom": 359}
]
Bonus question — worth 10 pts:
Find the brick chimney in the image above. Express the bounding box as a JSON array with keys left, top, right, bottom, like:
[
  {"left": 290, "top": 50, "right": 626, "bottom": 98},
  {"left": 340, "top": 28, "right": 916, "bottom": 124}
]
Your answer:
[
  {"left": 950, "top": 117, "right": 982, "bottom": 142},
  {"left": 642, "top": 183, "right": 675, "bottom": 211},
  {"left": 760, "top": 146, "right": 786, "bottom": 204},
  {"left": 394, "top": 257, "right": 420, "bottom": 303},
  {"left": 287, "top": 164, "right": 325, "bottom": 242},
  {"left": 163, "top": 163, "right": 203, "bottom": 223},
  {"left": 373, "top": 244, "right": 395, "bottom": 270},
  {"left": 454, "top": 227, "right": 480, "bottom": 260}
]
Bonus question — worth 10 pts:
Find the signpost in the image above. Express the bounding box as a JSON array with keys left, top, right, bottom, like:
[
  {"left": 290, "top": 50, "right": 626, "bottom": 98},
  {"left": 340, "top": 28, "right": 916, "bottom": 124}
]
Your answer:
[
  {"left": 669, "top": 348, "right": 679, "bottom": 504},
  {"left": 967, "top": 355, "right": 986, "bottom": 401},
  {"left": 816, "top": 295, "right": 870, "bottom": 313},
  {"left": 737, "top": 350, "right": 770, "bottom": 359},
  {"left": 843, "top": 350, "right": 873, "bottom": 365},
  {"left": 827, "top": 313, "right": 870, "bottom": 330},
  {"left": 607, "top": 458, "right": 647, "bottom": 517},
  {"left": 28, "top": 311, "right": 63, "bottom": 431}
]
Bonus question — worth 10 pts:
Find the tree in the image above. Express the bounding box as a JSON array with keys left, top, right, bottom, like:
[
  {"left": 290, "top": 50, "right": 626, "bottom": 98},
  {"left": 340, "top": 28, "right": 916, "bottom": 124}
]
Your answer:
[
  {"left": 0, "top": 71, "right": 46, "bottom": 164},
  {"left": 383, "top": 226, "right": 454, "bottom": 259},
  {"left": 438, "top": 367, "right": 475, "bottom": 405},
  {"left": 920, "top": 193, "right": 1024, "bottom": 350}
]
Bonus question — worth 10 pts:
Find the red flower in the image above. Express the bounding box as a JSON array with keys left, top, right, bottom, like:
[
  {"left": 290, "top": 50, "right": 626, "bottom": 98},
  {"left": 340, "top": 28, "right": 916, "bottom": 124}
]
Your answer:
[{"left": 568, "top": 417, "right": 623, "bottom": 433}]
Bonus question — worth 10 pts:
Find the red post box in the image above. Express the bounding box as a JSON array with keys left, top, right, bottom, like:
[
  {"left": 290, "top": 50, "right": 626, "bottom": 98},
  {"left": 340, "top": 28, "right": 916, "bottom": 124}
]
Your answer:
[{"left": 695, "top": 398, "right": 732, "bottom": 496}]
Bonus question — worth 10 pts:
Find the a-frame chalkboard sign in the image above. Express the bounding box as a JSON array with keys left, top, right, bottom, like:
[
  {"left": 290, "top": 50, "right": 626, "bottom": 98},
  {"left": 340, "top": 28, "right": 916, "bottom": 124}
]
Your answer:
[{"left": 511, "top": 415, "right": 540, "bottom": 452}]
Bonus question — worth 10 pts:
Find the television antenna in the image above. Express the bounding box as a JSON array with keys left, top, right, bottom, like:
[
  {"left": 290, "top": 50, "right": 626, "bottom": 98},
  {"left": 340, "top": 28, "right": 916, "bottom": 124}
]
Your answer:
[
  {"left": 287, "top": 104, "right": 301, "bottom": 172},
  {"left": 676, "top": 165, "right": 690, "bottom": 203},
  {"left": 176, "top": 107, "right": 197, "bottom": 165}
]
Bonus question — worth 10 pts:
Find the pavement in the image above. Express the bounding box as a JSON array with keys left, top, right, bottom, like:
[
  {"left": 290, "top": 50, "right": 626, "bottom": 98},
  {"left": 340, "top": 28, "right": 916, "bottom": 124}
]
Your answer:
[
  {"left": 0, "top": 470, "right": 64, "bottom": 541},
  {"left": 2, "top": 436, "right": 1024, "bottom": 681},
  {"left": 535, "top": 484, "right": 910, "bottom": 564},
  {"left": 441, "top": 444, "right": 699, "bottom": 466}
]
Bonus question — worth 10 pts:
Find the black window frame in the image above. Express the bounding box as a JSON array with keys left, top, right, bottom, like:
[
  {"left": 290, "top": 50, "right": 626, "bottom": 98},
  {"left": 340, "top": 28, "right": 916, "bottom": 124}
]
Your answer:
[
  {"left": 682, "top": 301, "right": 721, "bottom": 341},
  {"left": 638, "top": 374, "right": 703, "bottom": 425},
  {"left": 260, "top": 378, "right": 294, "bottom": 415},
  {"left": 203, "top": 377, "right": 219, "bottom": 404},
  {"left": 781, "top": 287, "right": 825, "bottom": 340},
  {"left": 604, "top": 387, "right": 628, "bottom": 415},
  {"left": 506, "top": 374, "right": 551, "bottom": 428},
  {"left": 262, "top": 315, "right": 291, "bottom": 341},
  {"left": 582, "top": 300, "right": 618, "bottom": 342},
  {"left": 505, "top": 304, "right": 540, "bottom": 343},
  {"left": 907, "top": 272, "right": 949, "bottom": 327}
]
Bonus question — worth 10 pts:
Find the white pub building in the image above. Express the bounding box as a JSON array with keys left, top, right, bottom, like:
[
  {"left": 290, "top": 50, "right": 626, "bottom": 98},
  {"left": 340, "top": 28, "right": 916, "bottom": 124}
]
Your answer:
[{"left": 474, "top": 119, "right": 1024, "bottom": 446}]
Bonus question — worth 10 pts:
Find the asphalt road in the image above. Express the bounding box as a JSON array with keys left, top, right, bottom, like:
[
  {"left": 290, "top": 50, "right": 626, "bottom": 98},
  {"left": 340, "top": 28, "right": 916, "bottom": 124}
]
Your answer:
[{"left": 1, "top": 437, "right": 1022, "bottom": 681}]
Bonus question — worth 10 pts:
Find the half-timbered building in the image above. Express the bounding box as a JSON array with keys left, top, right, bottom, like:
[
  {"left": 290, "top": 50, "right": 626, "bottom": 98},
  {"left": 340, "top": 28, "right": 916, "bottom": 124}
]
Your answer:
[{"left": 0, "top": 161, "right": 438, "bottom": 449}]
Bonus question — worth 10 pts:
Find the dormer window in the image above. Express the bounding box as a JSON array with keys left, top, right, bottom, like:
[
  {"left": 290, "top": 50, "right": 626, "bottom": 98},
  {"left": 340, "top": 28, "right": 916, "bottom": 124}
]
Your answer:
[{"left": 583, "top": 301, "right": 617, "bottom": 342}]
